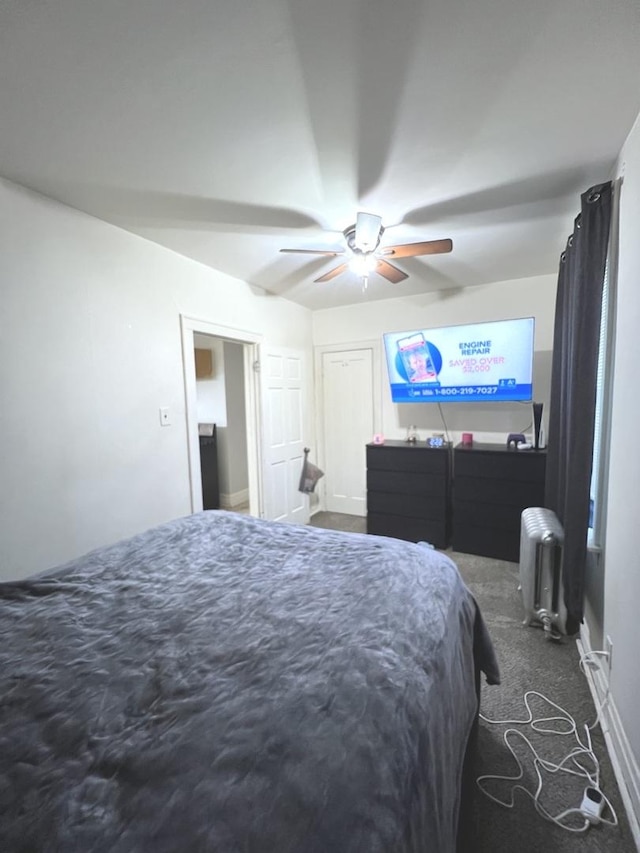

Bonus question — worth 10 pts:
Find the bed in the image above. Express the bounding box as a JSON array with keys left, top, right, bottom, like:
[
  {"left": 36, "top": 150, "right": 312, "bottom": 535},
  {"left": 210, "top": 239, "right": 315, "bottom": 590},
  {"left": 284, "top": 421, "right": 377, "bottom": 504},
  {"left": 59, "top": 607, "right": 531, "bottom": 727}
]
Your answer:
[{"left": 0, "top": 510, "right": 498, "bottom": 853}]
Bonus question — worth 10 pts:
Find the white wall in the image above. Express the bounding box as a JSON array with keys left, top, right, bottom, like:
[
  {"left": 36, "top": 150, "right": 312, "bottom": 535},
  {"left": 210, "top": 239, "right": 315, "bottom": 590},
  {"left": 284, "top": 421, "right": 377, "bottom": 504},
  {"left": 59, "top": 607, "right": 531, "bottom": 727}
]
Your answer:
[
  {"left": 221, "top": 341, "right": 249, "bottom": 501},
  {"left": 193, "top": 334, "right": 227, "bottom": 425},
  {"left": 0, "top": 177, "right": 313, "bottom": 580},
  {"left": 603, "top": 111, "right": 640, "bottom": 770},
  {"left": 313, "top": 274, "right": 557, "bottom": 445}
]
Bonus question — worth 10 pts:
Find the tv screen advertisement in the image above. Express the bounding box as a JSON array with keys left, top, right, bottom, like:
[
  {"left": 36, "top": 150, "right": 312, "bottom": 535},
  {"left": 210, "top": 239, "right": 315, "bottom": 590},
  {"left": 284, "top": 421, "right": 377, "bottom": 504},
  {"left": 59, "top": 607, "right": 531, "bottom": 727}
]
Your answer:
[{"left": 383, "top": 317, "right": 535, "bottom": 404}]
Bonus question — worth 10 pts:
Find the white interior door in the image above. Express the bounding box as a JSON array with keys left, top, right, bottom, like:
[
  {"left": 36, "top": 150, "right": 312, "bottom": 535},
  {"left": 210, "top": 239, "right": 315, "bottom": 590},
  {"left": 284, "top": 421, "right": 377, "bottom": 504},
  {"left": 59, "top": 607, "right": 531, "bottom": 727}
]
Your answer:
[
  {"left": 261, "top": 347, "right": 309, "bottom": 524},
  {"left": 322, "top": 348, "right": 375, "bottom": 516}
]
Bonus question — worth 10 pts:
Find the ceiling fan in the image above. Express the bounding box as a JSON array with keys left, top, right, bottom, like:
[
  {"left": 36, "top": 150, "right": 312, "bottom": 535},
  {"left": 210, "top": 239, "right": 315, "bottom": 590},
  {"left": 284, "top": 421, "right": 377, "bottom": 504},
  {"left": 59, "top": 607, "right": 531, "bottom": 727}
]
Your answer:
[{"left": 280, "top": 212, "right": 452, "bottom": 286}]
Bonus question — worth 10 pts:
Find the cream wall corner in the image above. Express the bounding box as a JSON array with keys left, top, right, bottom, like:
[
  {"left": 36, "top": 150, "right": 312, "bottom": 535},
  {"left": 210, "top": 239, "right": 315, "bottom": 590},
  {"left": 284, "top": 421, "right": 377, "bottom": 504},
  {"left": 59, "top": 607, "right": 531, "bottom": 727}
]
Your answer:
[
  {"left": 312, "top": 274, "right": 557, "bottom": 445},
  {"left": 0, "top": 177, "right": 313, "bottom": 580}
]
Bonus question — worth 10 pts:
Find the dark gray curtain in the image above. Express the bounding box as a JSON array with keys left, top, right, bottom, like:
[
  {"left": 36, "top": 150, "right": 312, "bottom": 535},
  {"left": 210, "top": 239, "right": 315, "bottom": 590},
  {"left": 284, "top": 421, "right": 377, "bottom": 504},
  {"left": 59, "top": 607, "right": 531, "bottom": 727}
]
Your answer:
[{"left": 545, "top": 181, "right": 612, "bottom": 635}]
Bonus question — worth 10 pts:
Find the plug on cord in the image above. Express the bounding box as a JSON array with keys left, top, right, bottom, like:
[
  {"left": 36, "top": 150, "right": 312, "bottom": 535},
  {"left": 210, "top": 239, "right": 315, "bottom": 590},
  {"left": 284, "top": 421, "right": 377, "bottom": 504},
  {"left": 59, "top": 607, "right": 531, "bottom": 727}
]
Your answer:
[{"left": 581, "top": 787, "right": 605, "bottom": 825}]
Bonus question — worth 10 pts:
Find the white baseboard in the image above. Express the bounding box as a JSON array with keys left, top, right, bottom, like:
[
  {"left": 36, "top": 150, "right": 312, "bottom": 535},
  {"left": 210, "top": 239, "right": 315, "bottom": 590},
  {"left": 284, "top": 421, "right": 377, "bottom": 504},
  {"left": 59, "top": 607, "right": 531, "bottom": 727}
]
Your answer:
[
  {"left": 219, "top": 488, "right": 249, "bottom": 510},
  {"left": 578, "top": 624, "right": 640, "bottom": 850}
]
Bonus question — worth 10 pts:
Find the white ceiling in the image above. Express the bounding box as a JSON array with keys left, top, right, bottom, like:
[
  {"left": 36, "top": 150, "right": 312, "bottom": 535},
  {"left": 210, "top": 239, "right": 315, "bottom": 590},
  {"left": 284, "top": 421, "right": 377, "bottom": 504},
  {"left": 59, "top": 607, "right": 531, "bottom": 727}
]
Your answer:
[{"left": 1, "top": 0, "right": 639, "bottom": 310}]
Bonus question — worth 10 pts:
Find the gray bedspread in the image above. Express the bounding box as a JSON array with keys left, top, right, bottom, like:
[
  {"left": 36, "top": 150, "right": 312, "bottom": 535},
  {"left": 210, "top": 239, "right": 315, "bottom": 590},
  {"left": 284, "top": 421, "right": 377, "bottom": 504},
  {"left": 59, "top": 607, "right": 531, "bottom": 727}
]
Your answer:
[{"left": 0, "top": 511, "right": 498, "bottom": 853}]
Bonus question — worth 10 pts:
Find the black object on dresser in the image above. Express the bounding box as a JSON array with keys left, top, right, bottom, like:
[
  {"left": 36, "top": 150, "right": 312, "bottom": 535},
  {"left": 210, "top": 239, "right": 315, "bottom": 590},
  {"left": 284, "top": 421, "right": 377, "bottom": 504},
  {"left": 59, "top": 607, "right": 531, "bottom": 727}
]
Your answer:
[
  {"left": 366, "top": 441, "right": 450, "bottom": 548},
  {"left": 199, "top": 426, "right": 220, "bottom": 510},
  {"left": 452, "top": 443, "right": 546, "bottom": 562}
]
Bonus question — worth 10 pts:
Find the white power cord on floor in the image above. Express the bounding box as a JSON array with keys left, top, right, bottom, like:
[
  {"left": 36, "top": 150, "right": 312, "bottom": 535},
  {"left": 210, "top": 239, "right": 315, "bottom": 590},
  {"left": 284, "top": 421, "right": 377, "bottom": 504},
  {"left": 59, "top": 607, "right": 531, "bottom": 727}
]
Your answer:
[
  {"left": 578, "top": 650, "right": 612, "bottom": 732},
  {"left": 476, "top": 655, "right": 619, "bottom": 834}
]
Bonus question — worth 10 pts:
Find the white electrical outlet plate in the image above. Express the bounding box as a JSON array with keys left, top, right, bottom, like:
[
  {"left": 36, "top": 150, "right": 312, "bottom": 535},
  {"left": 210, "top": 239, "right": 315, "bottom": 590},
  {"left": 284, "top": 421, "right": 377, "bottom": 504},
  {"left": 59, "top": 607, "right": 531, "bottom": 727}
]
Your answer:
[{"left": 159, "top": 407, "right": 171, "bottom": 426}]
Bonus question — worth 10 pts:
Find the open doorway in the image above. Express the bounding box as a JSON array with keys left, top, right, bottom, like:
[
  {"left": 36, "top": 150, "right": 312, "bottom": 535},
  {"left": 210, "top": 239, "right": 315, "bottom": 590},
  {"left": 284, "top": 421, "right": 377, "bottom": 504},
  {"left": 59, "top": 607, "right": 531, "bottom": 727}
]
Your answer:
[
  {"left": 194, "top": 334, "right": 250, "bottom": 513},
  {"left": 181, "top": 316, "right": 262, "bottom": 517}
]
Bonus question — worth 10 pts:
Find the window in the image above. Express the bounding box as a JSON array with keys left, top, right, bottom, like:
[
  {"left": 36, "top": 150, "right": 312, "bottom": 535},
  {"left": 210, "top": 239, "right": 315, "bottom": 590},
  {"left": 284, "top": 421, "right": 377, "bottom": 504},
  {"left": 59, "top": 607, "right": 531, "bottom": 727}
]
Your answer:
[{"left": 589, "top": 244, "right": 616, "bottom": 546}]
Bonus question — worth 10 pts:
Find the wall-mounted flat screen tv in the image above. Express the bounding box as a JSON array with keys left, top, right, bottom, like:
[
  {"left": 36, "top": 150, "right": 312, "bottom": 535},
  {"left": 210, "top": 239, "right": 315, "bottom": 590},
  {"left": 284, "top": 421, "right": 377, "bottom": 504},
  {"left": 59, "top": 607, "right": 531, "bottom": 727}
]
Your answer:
[{"left": 383, "top": 317, "right": 535, "bottom": 404}]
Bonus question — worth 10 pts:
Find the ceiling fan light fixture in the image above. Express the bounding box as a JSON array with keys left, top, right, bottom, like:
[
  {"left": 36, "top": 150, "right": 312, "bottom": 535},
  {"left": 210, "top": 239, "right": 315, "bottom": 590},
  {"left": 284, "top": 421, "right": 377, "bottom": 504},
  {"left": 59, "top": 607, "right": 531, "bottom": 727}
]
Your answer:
[
  {"left": 280, "top": 211, "right": 452, "bottom": 287},
  {"left": 349, "top": 253, "right": 378, "bottom": 277},
  {"left": 352, "top": 212, "right": 383, "bottom": 252}
]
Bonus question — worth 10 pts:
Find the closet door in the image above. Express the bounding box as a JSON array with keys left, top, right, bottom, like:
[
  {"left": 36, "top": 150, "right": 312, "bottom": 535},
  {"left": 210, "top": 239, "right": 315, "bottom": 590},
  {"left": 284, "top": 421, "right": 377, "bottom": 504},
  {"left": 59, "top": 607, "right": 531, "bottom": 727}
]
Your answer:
[
  {"left": 321, "top": 348, "right": 375, "bottom": 516},
  {"left": 261, "top": 347, "right": 309, "bottom": 525}
]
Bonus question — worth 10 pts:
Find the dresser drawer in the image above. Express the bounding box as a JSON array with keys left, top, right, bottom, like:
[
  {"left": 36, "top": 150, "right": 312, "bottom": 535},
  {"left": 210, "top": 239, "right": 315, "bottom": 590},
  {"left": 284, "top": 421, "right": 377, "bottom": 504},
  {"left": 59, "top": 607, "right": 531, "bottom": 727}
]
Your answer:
[
  {"left": 454, "top": 449, "right": 546, "bottom": 483},
  {"left": 368, "top": 490, "right": 448, "bottom": 521},
  {"left": 454, "top": 476, "right": 545, "bottom": 508},
  {"left": 453, "top": 499, "right": 523, "bottom": 532},
  {"left": 367, "top": 469, "right": 448, "bottom": 498},
  {"left": 452, "top": 524, "right": 521, "bottom": 563},
  {"left": 367, "top": 444, "right": 448, "bottom": 475},
  {"left": 367, "top": 513, "right": 447, "bottom": 548}
]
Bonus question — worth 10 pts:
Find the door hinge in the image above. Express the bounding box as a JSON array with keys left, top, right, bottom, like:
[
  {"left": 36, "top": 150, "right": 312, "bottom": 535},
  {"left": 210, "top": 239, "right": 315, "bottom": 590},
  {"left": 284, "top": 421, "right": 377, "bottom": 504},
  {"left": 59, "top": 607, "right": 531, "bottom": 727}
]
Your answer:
[{"left": 253, "top": 359, "right": 260, "bottom": 373}]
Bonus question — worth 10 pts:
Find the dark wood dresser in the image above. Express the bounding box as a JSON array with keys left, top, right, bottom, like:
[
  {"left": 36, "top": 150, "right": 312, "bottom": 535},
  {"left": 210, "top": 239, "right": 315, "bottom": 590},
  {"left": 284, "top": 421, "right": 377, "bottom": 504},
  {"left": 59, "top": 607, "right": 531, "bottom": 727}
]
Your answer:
[
  {"left": 452, "top": 443, "right": 546, "bottom": 562},
  {"left": 366, "top": 441, "right": 450, "bottom": 548},
  {"left": 199, "top": 426, "right": 220, "bottom": 510}
]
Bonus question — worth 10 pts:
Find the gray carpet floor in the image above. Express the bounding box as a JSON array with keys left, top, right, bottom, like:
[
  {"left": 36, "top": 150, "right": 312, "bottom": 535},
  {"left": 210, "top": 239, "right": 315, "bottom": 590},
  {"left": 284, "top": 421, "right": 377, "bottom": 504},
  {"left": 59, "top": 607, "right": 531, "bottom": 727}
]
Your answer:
[{"left": 309, "top": 511, "right": 636, "bottom": 852}]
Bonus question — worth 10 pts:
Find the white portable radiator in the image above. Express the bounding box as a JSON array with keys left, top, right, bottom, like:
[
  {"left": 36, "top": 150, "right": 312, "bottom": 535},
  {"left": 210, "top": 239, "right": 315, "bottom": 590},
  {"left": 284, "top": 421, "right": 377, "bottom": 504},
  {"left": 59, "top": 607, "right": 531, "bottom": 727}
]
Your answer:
[{"left": 519, "top": 507, "right": 567, "bottom": 638}]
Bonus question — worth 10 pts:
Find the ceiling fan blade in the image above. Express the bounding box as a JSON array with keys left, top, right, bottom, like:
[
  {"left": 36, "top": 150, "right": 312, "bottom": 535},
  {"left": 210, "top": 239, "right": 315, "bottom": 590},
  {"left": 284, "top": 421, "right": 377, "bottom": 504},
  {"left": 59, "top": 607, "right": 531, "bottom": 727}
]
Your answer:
[
  {"left": 375, "top": 259, "right": 408, "bottom": 284},
  {"left": 314, "top": 262, "right": 350, "bottom": 283},
  {"left": 280, "top": 248, "right": 344, "bottom": 256},
  {"left": 380, "top": 238, "right": 453, "bottom": 259},
  {"left": 354, "top": 212, "right": 383, "bottom": 252}
]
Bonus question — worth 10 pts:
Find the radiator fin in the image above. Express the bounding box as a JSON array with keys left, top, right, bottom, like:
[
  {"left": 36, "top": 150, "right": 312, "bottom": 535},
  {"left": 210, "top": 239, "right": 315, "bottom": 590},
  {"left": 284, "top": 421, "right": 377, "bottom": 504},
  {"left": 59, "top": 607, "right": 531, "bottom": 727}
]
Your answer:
[{"left": 519, "top": 507, "right": 566, "bottom": 637}]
